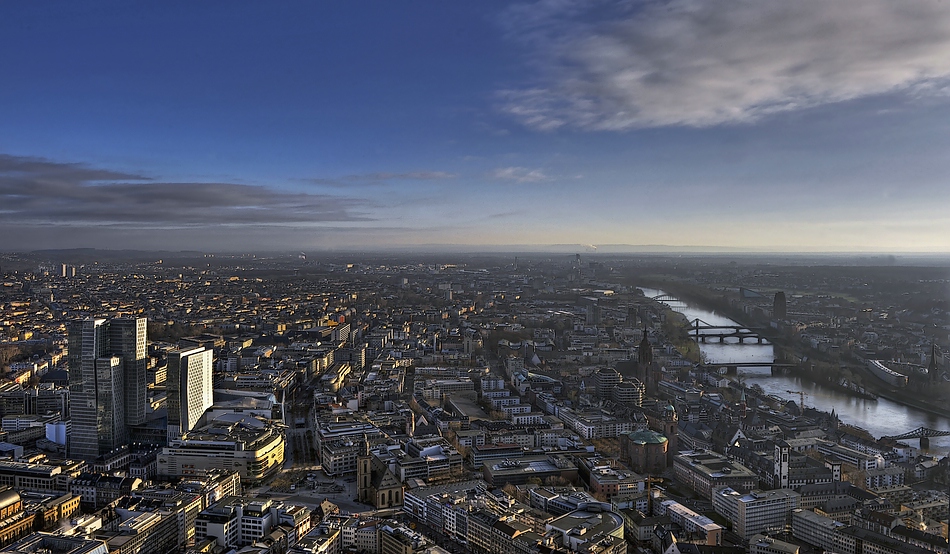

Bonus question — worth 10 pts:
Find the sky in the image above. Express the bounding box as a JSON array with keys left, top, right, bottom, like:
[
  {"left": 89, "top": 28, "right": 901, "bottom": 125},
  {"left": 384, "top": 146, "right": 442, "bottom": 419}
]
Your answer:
[{"left": 2, "top": 0, "right": 950, "bottom": 253}]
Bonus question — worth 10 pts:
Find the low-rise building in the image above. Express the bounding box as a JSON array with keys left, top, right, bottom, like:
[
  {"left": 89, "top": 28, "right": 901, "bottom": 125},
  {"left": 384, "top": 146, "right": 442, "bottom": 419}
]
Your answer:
[
  {"left": 865, "top": 466, "right": 904, "bottom": 489},
  {"left": 578, "top": 458, "right": 645, "bottom": 500},
  {"left": 469, "top": 444, "right": 523, "bottom": 468},
  {"left": 673, "top": 451, "right": 757, "bottom": 500},
  {"left": 791, "top": 508, "right": 845, "bottom": 552},
  {"left": 0, "top": 460, "right": 83, "bottom": 494},
  {"left": 748, "top": 534, "right": 799, "bottom": 554},
  {"left": 378, "top": 522, "right": 430, "bottom": 554},
  {"left": 195, "top": 496, "right": 311, "bottom": 550},
  {"left": 655, "top": 499, "right": 723, "bottom": 546},
  {"left": 158, "top": 414, "right": 284, "bottom": 483},
  {"left": 0, "top": 532, "right": 108, "bottom": 554},
  {"left": 69, "top": 474, "right": 142, "bottom": 510},
  {"left": 0, "top": 491, "right": 36, "bottom": 548},
  {"left": 482, "top": 455, "right": 577, "bottom": 487},
  {"left": 545, "top": 507, "right": 626, "bottom": 554},
  {"left": 712, "top": 488, "right": 800, "bottom": 540}
]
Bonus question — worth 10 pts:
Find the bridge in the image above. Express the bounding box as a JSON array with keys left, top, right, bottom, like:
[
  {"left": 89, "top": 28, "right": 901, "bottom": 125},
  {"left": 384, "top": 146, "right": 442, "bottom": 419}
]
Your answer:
[
  {"left": 647, "top": 295, "right": 770, "bottom": 344},
  {"left": 690, "top": 318, "right": 770, "bottom": 344},
  {"left": 705, "top": 361, "right": 797, "bottom": 374},
  {"left": 882, "top": 427, "right": 950, "bottom": 448}
]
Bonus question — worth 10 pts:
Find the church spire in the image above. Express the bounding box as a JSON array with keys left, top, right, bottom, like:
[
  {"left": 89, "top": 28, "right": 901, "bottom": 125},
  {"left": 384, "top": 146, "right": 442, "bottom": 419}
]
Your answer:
[
  {"left": 929, "top": 343, "right": 940, "bottom": 383},
  {"left": 638, "top": 326, "right": 653, "bottom": 366}
]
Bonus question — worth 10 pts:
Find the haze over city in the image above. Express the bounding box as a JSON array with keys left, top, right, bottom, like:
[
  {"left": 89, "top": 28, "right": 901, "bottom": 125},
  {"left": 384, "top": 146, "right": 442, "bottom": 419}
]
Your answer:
[
  {"left": 3, "top": 1, "right": 950, "bottom": 252},
  {"left": 4, "top": 5, "right": 950, "bottom": 552}
]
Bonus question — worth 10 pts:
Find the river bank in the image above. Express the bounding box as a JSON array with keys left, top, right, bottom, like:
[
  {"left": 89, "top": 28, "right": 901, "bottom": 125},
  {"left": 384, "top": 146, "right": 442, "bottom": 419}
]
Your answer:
[
  {"left": 871, "top": 386, "right": 950, "bottom": 420},
  {"left": 643, "top": 284, "right": 950, "bottom": 418},
  {"left": 639, "top": 285, "right": 950, "bottom": 455},
  {"left": 776, "top": 364, "right": 879, "bottom": 400}
]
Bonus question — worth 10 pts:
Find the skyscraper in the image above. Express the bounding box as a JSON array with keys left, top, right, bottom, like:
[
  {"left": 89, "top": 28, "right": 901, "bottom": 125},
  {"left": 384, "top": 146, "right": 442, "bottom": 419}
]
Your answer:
[
  {"left": 772, "top": 291, "right": 787, "bottom": 320},
  {"left": 67, "top": 316, "right": 148, "bottom": 461},
  {"left": 110, "top": 317, "right": 148, "bottom": 426},
  {"left": 166, "top": 345, "right": 213, "bottom": 442}
]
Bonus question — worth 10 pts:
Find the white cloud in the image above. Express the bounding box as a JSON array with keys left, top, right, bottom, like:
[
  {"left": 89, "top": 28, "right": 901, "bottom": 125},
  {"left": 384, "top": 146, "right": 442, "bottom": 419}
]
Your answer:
[
  {"left": 491, "top": 166, "right": 549, "bottom": 182},
  {"left": 500, "top": 0, "right": 950, "bottom": 130}
]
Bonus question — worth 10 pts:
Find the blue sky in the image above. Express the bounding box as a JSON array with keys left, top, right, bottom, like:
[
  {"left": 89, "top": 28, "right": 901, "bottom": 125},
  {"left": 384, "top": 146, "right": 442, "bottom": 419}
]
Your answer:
[{"left": 2, "top": 0, "right": 950, "bottom": 252}]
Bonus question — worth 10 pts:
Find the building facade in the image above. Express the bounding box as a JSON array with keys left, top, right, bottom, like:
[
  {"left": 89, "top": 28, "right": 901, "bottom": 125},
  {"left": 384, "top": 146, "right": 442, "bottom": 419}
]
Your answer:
[
  {"left": 167, "top": 346, "right": 214, "bottom": 442},
  {"left": 68, "top": 317, "right": 147, "bottom": 461}
]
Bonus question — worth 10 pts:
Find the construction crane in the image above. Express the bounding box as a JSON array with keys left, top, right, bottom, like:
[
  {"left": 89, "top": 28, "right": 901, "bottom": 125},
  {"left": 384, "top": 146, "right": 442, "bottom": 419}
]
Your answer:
[
  {"left": 785, "top": 390, "right": 807, "bottom": 410},
  {"left": 646, "top": 476, "right": 665, "bottom": 514}
]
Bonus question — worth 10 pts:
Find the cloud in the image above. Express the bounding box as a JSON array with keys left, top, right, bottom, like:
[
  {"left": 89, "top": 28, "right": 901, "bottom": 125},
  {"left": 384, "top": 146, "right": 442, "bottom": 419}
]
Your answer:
[
  {"left": 491, "top": 167, "right": 549, "bottom": 183},
  {"left": 499, "top": 0, "right": 950, "bottom": 130},
  {"left": 485, "top": 210, "right": 524, "bottom": 220},
  {"left": 0, "top": 154, "right": 371, "bottom": 230},
  {"left": 307, "top": 171, "right": 456, "bottom": 187}
]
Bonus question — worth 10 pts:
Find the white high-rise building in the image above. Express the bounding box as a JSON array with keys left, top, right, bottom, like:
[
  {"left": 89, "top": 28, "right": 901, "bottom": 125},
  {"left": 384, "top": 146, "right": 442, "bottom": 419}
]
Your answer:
[{"left": 167, "top": 346, "right": 214, "bottom": 442}]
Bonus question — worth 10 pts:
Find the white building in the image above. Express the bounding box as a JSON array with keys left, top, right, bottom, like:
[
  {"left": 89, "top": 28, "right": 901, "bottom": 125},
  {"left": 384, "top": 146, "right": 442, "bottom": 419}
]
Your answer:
[
  {"left": 865, "top": 466, "right": 905, "bottom": 489},
  {"left": 712, "top": 488, "right": 800, "bottom": 540},
  {"left": 167, "top": 346, "right": 214, "bottom": 442},
  {"left": 790, "top": 509, "right": 844, "bottom": 552}
]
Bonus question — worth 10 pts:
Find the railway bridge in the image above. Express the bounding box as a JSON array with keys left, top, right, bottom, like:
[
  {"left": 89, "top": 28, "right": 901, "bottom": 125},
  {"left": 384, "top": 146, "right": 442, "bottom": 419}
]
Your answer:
[{"left": 882, "top": 427, "right": 950, "bottom": 448}]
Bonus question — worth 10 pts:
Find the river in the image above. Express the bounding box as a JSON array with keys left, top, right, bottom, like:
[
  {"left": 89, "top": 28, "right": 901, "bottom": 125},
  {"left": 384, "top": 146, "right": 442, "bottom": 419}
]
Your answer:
[{"left": 641, "top": 288, "right": 950, "bottom": 456}]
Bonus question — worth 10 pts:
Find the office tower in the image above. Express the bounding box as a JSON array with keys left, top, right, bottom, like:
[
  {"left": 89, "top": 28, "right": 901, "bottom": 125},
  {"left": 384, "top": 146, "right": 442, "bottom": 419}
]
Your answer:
[
  {"left": 773, "top": 291, "right": 787, "bottom": 320},
  {"left": 68, "top": 319, "right": 124, "bottom": 460},
  {"left": 67, "top": 316, "right": 148, "bottom": 461},
  {"left": 586, "top": 303, "right": 602, "bottom": 325},
  {"left": 166, "top": 345, "right": 213, "bottom": 442},
  {"left": 110, "top": 318, "right": 148, "bottom": 426}
]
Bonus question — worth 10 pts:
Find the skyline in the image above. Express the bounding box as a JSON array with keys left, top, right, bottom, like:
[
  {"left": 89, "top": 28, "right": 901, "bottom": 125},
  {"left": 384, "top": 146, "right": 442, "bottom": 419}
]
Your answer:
[{"left": 3, "top": 1, "right": 950, "bottom": 252}]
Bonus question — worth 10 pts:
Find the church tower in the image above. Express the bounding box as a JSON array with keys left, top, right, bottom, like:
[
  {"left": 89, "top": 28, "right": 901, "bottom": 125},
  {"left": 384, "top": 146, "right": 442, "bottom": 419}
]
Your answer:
[
  {"left": 662, "top": 403, "right": 678, "bottom": 466},
  {"left": 357, "top": 434, "right": 372, "bottom": 504},
  {"left": 638, "top": 328, "right": 653, "bottom": 366},
  {"left": 638, "top": 326, "right": 654, "bottom": 389},
  {"left": 774, "top": 440, "right": 790, "bottom": 489},
  {"left": 929, "top": 344, "right": 940, "bottom": 384}
]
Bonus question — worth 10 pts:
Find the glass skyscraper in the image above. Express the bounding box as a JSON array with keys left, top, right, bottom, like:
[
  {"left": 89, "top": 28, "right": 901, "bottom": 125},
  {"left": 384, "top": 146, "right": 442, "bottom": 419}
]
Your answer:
[{"left": 67, "top": 316, "right": 148, "bottom": 461}]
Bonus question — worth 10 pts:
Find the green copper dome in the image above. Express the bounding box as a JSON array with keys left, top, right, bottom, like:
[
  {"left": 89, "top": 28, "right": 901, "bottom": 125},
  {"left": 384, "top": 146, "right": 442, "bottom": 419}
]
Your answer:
[{"left": 627, "top": 430, "right": 668, "bottom": 445}]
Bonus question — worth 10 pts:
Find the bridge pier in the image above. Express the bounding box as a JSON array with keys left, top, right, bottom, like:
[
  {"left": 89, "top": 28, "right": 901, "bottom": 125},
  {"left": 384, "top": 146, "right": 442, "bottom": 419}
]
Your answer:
[{"left": 921, "top": 437, "right": 930, "bottom": 449}]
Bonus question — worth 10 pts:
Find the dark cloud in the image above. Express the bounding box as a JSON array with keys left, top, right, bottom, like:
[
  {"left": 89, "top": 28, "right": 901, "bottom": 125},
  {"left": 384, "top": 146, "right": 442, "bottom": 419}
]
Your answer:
[
  {"left": 306, "top": 171, "right": 457, "bottom": 187},
  {"left": 0, "top": 154, "right": 372, "bottom": 236},
  {"left": 0, "top": 154, "right": 148, "bottom": 182}
]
